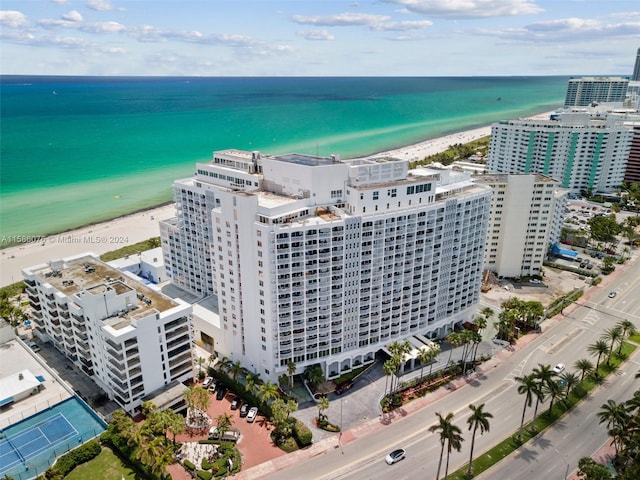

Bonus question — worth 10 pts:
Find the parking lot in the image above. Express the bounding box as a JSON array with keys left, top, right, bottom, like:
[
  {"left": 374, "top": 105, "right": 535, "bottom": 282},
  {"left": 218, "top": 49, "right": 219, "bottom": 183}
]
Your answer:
[{"left": 169, "top": 379, "right": 286, "bottom": 475}]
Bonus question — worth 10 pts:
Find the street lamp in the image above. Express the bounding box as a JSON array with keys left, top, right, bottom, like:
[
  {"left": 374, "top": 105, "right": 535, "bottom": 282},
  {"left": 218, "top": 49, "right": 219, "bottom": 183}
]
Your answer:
[{"left": 553, "top": 447, "right": 570, "bottom": 480}]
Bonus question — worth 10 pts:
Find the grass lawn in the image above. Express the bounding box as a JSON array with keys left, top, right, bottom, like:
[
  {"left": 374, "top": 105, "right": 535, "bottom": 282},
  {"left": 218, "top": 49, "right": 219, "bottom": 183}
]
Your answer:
[{"left": 65, "top": 446, "right": 141, "bottom": 480}]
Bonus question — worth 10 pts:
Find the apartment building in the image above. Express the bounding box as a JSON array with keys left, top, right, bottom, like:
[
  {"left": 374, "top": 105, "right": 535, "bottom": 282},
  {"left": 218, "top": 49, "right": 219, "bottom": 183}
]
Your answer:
[
  {"left": 477, "top": 174, "right": 566, "bottom": 278},
  {"left": 161, "top": 150, "right": 492, "bottom": 381},
  {"left": 22, "top": 253, "right": 193, "bottom": 415},
  {"left": 487, "top": 108, "right": 638, "bottom": 194},
  {"left": 564, "top": 77, "right": 629, "bottom": 107}
]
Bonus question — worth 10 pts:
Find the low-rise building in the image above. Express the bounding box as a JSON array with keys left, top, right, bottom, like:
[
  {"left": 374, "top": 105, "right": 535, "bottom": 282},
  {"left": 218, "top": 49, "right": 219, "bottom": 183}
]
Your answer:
[{"left": 22, "top": 253, "right": 193, "bottom": 415}]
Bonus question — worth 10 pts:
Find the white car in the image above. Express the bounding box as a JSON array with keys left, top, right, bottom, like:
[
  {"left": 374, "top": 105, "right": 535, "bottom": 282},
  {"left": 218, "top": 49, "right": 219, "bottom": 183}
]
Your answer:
[
  {"left": 385, "top": 448, "right": 406, "bottom": 465},
  {"left": 553, "top": 363, "right": 565, "bottom": 374},
  {"left": 608, "top": 291, "right": 617, "bottom": 298},
  {"left": 246, "top": 406, "right": 258, "bottom": 423}
]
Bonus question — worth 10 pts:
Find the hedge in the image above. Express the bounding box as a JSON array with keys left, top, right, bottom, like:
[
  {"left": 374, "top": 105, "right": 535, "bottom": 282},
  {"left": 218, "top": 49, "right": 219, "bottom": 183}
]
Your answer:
[
  {"left": 196, "top": 470, "right": 213, "bottom": 480},
  {"left": 183, "top": 459, "right": 196, "bottom": 471},
  {"left": 44, "top": 440, "right": 101, "bottom": 479},
  {"left": 293, "top": 419, "right": 312, "bottom": 447}
]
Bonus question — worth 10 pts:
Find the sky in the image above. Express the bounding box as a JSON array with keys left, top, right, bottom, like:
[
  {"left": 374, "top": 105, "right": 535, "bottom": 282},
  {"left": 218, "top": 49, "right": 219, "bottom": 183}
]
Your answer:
[{"left": 1, "top": 0, "right": 639, "bottom": 77}]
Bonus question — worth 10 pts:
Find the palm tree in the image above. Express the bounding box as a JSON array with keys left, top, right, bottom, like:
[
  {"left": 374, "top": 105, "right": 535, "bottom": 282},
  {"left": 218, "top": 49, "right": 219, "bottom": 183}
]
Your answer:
[
  {"left": 258, "top": 380, "right": 279, "bottom": 404},
  {"left": 574, "top": 358, "right": 594, "bottom": 381},
  {"left": 542, "top": 379, "right": 564, "bottom": 416},
  {"left": 602, "top": 326, "right": 623, "bottom": 365},
  {"left": 230, "top": 360, "right": 243, "bottom": 381},
  {"left": 218, "top": 356, "right": 232, "bottom": 373},
  {"left": 429, "top": 342, "right": 441, "bottom": 377},
  {"left": 561, "top": 372, "right": 580, "bottom": 399},
  {"left": 466, "top": 403, "right": 493, "bottom": 475},
  {"left": 216, "top": 413, "right": 234, "bottom": 435},
  {"left": 383, "top": 359, "right": 396, "bottom": 396},
  {"left": 317, "top": 395, "right": 329, "bottom": 422},
  {"left": 417, "top": 347, "right": 432, "bottom": 381},
  {"left": 164, "top": 409, "right": 185, "bottom": 446},
  {"left": 597, "top": 399, "right": 630, "bottom": 455},
  {"left": 287, "top": 360, "right": 296, "bottom": 389},
  {"left": 531, "top": 363, "right": 555, "bottom": 421},
  {"left": 429, "top": 412, "right": 464, "bottom": 480},
  {"left": 207, "top": 353, "right": 216, "bottom": 370},
  {"left": 588, "top": 340, "right": 610, "bottom": 377},
  {"left": 245, "top": 373, "right": 257, "bottom": 395},
  {"left": 616, "top": 320, "right": 636, "bottom": 354},
  {"left": 515, "top": 374, "right": 537, "bottom": 440},
  {"left": 197, "top": 356, "right": 205, "bottom": 374}
]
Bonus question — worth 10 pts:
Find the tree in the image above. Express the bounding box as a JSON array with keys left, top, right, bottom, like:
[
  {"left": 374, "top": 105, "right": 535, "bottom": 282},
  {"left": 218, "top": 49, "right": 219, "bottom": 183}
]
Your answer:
[
  {"left": 306, "top": 364, "right": 325, "bottom": 390},
  {"left": 258, "top": 380, "right": 279, "bottom": 404},
  {"left": 561, "top": 372, "right": 580, "bottom": 399},
  {"left": 317, "top": 395, "right": 329, "bottom": 422},
  {"left": 383, "top": 359, "right": 397, "bottom": 396},
  {"left": 446, "top": 332, "right": 461, "bottom": 366},
  {"left": 417, "top": 347, "right": 432, "bottom": 382},
  {"left": 217, "top": 356, "right": 232, "bottom": 373},
  {"left": 577, "top": 457, "right": 614, "bottom": 480},
  {"left": 466, "top": 403, "right": 492, "bottom": 475},
  {"left": 588, "top": 340, "right": 610, "bottom": 377},
  {"left": 287, "top": 360, "right": 296, "bottom": 389},
  {"left": 428, "top": 343, "right": 441, "bottom": 377},
  {"left": 574, "top": 358, "right": 595, "bottom": 382},
  {"left": 164, "top": 409, "right": 185, "bottom": 446},
  {"left": 542, "top": 378, "right": 564, "bottom": 416},
  {"left": 245, "top": 373, "right": 257, "bottom": 395},
  {"left": 597, "top": 399, "right": 630, "bottom": 456},
  {"left": 216, "top": 413, "right": 234, "bottom": 436},
  {"left": 429, "top": 412, "right": 464, "bottom": 480},
  {"left": 230, "top": 360, "right": 243, "bottom": 381},
  {"left": 531, "top": 363, "right": 555, "bottom": 422},
  {"left": 602, "top": 326, "right": 624, "bottom": 365},
  {"left": 515, "top": 374, "right": 537, "bottom": 440},
  {"left": 616, "top": 320, "right": 636, "bottom": 354}
]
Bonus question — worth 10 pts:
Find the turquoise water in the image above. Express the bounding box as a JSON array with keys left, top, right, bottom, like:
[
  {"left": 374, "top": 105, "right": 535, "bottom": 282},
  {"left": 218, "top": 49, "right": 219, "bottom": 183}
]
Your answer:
[
  {"left": 0, "top": 76, "right": 568, "bottom": 242},
  {"left": 0, "top": 396, "right": 107, "bottom": 480}
]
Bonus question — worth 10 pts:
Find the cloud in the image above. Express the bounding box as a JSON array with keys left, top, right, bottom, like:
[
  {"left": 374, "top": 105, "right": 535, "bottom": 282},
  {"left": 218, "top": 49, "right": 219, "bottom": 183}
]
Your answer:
[
  {"left": 86, "top": 0, "right": 123, "bottom": 12},
  {"left": 292, "top": 12, "right": 431, "bottom": 31},
  {"left": 476, "top": 16, "right": 640, "bottom": 42},
  {"left": 61, "top": 10, "right": 83, "bottom": 22},
  {"left": 50, "top": 0, "right": 70, "bottom": 4},
  {"left": 0, "top": 10, "right": 29, "bottom": 28},
  {"left": 297, "top": 29, "right": 335, "bottom": 41},
  {"left": 384, "top": 0, "right": 544, "bottom": 19}
]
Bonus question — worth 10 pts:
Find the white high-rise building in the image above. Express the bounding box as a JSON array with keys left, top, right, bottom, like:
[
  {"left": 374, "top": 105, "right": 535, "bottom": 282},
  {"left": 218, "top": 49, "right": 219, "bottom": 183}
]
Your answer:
[
  {"left": 477, "top": 174, "right": 567, "bottom": 278},
  {"left": 487, "top": 108, "right": 638, "bottom": 194},
  {"left": 161, "top": 150, "right": 492, "bottom": 381},
  {"left": 564, "top": 77, "right": 629, "bottom": 107},
  {"left": 23, "top": 253, "right": 193, "bottom": 415}
]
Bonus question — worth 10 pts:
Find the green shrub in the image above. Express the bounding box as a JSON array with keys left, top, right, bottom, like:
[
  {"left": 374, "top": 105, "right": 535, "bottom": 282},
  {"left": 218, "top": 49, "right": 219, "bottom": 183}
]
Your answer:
[
  {"left": 196, "top": 469, "right": 213, "bottom": 480},
  {"left": 201, "top": 457, "right": 212, "bottom": 470},
  {"left": 293, "top": 419, "right": 312, "bottom": 447},
  {"left": 183, "top": 459, "right": 196, "bottom": 471},
  {"left": 45, "top": 440, "right": 101, "bottom": 479}
]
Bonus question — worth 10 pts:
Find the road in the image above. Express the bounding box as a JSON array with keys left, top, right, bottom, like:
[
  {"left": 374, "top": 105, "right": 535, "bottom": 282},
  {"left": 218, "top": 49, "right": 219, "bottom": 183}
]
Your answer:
[{"left": 261, "top": 258, "right": 640, "bottom": 480}]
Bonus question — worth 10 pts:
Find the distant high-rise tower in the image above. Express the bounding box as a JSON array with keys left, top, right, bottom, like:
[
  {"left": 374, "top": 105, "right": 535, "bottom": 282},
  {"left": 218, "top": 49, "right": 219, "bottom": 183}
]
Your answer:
[
  {"left": 632, "top": 47, "right": 640, "bottom": 81},
  {"left": 564, "top": 77, "right": 629, "bottom": 107}
]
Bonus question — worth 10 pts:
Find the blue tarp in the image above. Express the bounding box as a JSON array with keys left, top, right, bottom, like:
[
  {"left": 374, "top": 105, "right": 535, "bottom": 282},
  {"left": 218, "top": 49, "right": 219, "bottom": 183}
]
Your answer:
[{"left": 0, "top": 396, "right": 14, "bottom": 407}]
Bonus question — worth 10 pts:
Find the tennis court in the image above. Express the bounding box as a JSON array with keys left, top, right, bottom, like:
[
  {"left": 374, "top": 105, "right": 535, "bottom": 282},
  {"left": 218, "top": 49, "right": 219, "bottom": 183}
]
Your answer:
[
  {"left": 0, "top": 413, "right": 78, "bottom": 471},
  {"left": 0, "top": 396, "right": 106, "bottom": 480}
]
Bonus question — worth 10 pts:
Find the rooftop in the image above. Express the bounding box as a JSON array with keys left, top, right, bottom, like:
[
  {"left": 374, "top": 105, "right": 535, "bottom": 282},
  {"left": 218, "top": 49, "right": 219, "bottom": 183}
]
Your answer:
[
  {"left": 275, "top": 153, "right": 340, "bottom": 167},
  {"left": 30, "top": 255, "right": 177, "bottom": 325}
]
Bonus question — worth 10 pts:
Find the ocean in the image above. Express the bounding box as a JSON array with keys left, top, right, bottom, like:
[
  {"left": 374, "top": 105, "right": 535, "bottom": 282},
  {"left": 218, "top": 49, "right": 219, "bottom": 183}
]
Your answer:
[{"left": 0, "top": 76, "right": 568, "bottom": 244}]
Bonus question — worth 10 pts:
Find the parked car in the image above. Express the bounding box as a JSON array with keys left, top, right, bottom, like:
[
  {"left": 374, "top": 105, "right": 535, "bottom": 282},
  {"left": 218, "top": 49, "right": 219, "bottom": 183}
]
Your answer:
[
  {"left": 530, "top": 279, "right": 541, "bottom": 284},
  {"left": 246, "top": 406, "right": 258, "bottom": 423},
  {"left": 553, "top": 363, "right": 565, "bottom": 374},
  {"left": 608, "top": 291, "right": 617, "bottom": 298},
  {"left": 239, "top": 403, "right": 249, "bottom": 418},
  {"left": 385, "top": 448, "right": 406, "bottom": 465},
  {"left": 208, "top": 426, "right": 240, "bottom": 442},
  {"left": 208, "top": 381, "right": 217, "bottom": 393},
  {"left": 216, "top": 385, "right": 228, "bottom": 400},
  {"left": 230, "top": 397, "right": 241, "bottom": 410},
  {"left": 203, "top": 376, "right": 214, "bottom": 389}
]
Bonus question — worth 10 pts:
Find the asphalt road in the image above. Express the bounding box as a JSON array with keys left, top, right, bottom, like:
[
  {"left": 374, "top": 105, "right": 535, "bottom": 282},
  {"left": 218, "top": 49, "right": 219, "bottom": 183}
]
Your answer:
[{"left": 261, "top": 257, "right": 640, "bottom": 480}]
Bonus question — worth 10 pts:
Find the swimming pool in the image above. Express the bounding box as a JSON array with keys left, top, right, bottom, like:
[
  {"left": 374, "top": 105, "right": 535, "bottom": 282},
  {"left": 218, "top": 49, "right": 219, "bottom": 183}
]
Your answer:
[{"left": 0, "top": 396, "right": 107, "bottom": 480}]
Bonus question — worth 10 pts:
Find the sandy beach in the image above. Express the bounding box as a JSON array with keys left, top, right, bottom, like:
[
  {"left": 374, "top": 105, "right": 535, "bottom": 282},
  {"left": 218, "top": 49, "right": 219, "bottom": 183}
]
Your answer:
[{"left": 0, "top": 111, "right": 555, "bottom": 287}]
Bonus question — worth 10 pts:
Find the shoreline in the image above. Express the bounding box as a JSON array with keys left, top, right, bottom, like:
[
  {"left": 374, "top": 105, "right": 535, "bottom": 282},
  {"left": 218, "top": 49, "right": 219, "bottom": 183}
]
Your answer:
[{"left": 0, "top": 109, "right": 558, "bottom": 287}]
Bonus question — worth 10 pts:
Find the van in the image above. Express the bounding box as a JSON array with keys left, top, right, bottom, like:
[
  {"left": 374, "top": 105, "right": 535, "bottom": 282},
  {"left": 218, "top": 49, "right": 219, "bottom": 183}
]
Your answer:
[{"left": 208, "top": 427, "right": 240, "bottom": 442}]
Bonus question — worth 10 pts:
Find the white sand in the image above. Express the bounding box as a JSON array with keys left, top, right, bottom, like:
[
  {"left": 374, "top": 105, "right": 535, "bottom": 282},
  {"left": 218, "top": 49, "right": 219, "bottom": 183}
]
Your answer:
[{"left": 0, "top": 111, "right": 556, "bottom": 287}]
